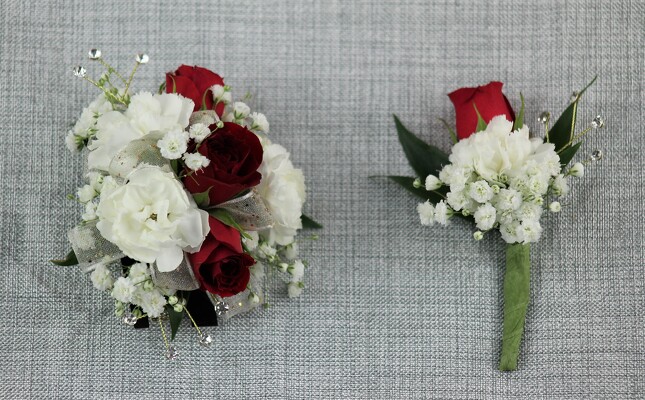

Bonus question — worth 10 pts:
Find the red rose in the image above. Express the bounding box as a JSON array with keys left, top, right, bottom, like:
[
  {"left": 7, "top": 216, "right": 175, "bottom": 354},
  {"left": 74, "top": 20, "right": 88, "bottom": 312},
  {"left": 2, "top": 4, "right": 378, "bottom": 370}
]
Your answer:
[
  {"left": 166, "top": 65, "right": 226, "bottom": 115},
  {"left": 448, "top": 81, "right": 515, "bottom": 140},
  {"left": 183, "top": 122, "right": 263, "bottom": 206},
  {"left": 189, "top": 217, "right": 255, "bottom": 297}
]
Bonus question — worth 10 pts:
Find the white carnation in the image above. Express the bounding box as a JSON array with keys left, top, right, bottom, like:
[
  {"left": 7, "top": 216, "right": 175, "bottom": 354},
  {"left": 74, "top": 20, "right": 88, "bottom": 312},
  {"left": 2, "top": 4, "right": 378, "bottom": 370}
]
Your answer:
[
  {"left": 157, "top": 129, "right": 188, "bottom": 160},
  {"left": 183, "top": 152, "right": 210, "bottom": 171},
  {"left": 495, "top": 188, "right": 523, "bottom": 211},
  {"left": 96, "top": 167, "right": 209, "bottom": 272},
  {"left": 126, "top": 92, "right": 193, "bottom": 136},
  {"left": 256, "top": 141, "right": 306, "bottom": 246},
  {"left": 417, "top": 201, "right": 435, "bottom": 226}
]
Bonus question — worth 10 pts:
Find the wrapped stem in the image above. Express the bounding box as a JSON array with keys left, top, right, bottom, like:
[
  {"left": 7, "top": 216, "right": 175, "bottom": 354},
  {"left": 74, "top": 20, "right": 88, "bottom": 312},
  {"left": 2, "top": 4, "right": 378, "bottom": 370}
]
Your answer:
[{"left": 499, "top": 243, "right": 531, "bottom": 371}]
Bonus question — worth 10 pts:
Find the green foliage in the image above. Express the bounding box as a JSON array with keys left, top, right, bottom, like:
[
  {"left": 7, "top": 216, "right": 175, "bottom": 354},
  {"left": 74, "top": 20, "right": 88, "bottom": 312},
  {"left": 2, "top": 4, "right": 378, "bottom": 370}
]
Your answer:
[
  {"left": 209, "top": 209, "right": 251, "bottom": 239},
  {"left": 513, "top": 93, "right": 525, "bottom": 131},
  {"left": 473, "top": 104, "right": 487, "bottom": 133},
  {"left": 192, "top": 187, "right": 212, "bottom": 208},
  {"left": 557, "top": 142, "right": 582, "bottom": 168},
  {"left": 438, "top": 118, "right": 458, "bottom": 144},
  {"left": 393, "top": 115, "right": 449, "bottom": 179},
  {"left": 548, "top": 76, "right": 597, "bottom": 152},
  {"left": 51, "top": 250, "right": 78, "bottom": 266},
  {"left": 301, "top": 214, "right": 323, "bottom": 229}
]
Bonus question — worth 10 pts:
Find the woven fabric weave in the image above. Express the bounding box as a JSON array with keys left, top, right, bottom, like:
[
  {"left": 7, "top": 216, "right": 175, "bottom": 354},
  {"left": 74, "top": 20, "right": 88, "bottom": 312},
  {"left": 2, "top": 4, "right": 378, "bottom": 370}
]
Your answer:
[{"left": 0, "top": 1, "right": 643, "bottom": 398}]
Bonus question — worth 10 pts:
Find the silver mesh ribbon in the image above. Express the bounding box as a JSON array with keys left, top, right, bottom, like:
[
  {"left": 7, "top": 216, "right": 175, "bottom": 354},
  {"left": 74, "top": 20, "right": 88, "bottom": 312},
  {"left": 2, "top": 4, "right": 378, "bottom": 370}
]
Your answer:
[
  {"left": 149, "top": 254, "right": 200, "bottom": 291},
  {"left": 108, "top": 133, "right": 170, "bottom": 179},
  {"left": 206, "top": 275, "right": 264, "bottom": 321},
  {"left": 67, "top": 221, "right": 123, "bottom": 273},
  {"left": 189, "top": 110, "right": 219, "bottom": 126},
  {"left": 215, "top": 189, "right": 274, "bottom": 231}
]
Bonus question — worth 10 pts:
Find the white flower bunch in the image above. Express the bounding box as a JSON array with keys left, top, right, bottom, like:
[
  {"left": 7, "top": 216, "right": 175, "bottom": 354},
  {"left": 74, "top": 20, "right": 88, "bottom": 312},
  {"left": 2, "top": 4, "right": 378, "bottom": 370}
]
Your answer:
[{"left": 417, "top": 116, "right": 582, "bottom": 244}]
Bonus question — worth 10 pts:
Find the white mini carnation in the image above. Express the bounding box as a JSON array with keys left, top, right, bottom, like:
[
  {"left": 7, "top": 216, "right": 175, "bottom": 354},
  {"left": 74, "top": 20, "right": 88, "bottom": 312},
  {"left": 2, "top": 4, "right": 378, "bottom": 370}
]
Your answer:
[
  {"left": 128, "top": 263, "right": 150, "bottom": 284},
  {"left": 65, "top": 131, "right": 81, "bottom": 152},
  {"left": 157, "top": 129, "right": 189, "bottom": 159},
  {"left": 111, "top": 277, "right": 136, "bottom": 303},
  {"left": 210, "top": 84, "right": 225, "bottom": 100},
  {"left": 183, "top": 152, "right": 210, "bottom": 171},
  {"left": 221, "top": 91, "right": 232, "bottom": 104},
  {"left": 259, "top": 242, "right": 277, "bottom": 258},
  {"left": 500, "top": 220, "right": 523, "bottom": 244},
  {"left": 288, "top": 260, "right": 305, "bottom": 280},
  {"left": 243, "top": 231, "right": 259, "bottom": 251},
  {"left": 495, "top": 188, "right": 523, "bottom": 211},
  {"left": 233, "top": 102, "right": 251, "bottom": 119},
  {"left": 250, "top": 261, "right": 265, "bottom": 280},
  {"left": 287, "top": 281, "right": 304, "bottom": 298},
  {"left": 134, "top": 288, "right": 166, "bottom": 318},
  {"left": 188, "top": 123, "right": 211, "bottom": 143},
  {"left": 250, "top": 112, "right": 270, "bottom": 132},
  {"left": 469, "top": 180, "right": 494, "bottom": 203},
  {"left": 425, "top": 175, "right": 442, "bottom": 191},
  {"left": 517, "top": 202, "right": 543, "bottom": 222},
  {"left": 87, "top": 172, "right": 104, "bottom": 192},
  {"left": 569, "top": 162, "right": 584, "bottom": 177},
  {"left": 81, "top": 201, "right": 98, "bottom": 221},
  {"left": 255, "top": 140, "right": 306, "bottom": 246},
  {"left": 417, "top": 201, "right": 435, "bottom": 226},
  {"left": 90, "top": 263, "right": 114, "bottom": 291},
  {"left": 283, "top": 242, "right": 299, "bottom": 260},
  {"left": 77, "top": 184, "right": 97, "bottom": 203},
  {"left": 434, "top": 200, "right": 450, "bottom": 225},
  {"left": 446, "top": 190, "right": 470, "bottom": 212},
  {"left": 520, "top": 219, "right": 543, "bottom": 243},
  {"left": 551, "top": 174, "right": 569, "bottom": 196},
  {"left": 474, "top": 203, "right": 497, "bottom": 231},
  {"left": 549, "top": 201, "right": 562, "bottom": 213}
]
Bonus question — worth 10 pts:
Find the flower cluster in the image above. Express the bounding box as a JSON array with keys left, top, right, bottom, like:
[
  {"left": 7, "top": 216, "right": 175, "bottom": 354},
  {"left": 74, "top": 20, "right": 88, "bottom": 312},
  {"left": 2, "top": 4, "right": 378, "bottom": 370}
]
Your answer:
[
  {"left": 417, "top": 116, "right": 584, "bottom": 244},
  {"left": 56, "top": 52, "right": 319, "bottom": 357}
]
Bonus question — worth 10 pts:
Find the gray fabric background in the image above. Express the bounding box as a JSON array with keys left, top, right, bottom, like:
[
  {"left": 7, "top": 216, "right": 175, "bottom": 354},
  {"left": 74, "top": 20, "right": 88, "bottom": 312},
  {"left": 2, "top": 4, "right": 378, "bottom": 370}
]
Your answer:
[{"left": 1, "top": 0, "right": 643, "bottom": 398}]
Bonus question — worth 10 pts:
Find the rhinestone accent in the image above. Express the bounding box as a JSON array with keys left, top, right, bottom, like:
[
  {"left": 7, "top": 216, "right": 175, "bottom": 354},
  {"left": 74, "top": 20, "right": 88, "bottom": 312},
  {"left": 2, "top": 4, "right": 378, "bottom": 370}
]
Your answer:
[
  {"left": 537, "top": 111, "right": 550, "bottom": 124},
  {"left": 214, "top": 301, "right": 229, "bottom": 316},
  {"left": 88, "top": 49, "right": 101, "bottom": 60},
  {"left": 165, "top": 346, "right": 178, "bottom": 360},
  {"left": 591, "top": 115, "right": 604, "bottom": 129},
  {"left": 73, "top": 66, "right": 87, "bottom": 78},
  {"left": 199, "top": 333, "right": 213, "bottom": 347},
  {"left": 590, "top": 149, "right": 603, "bottom": 161},
  {"left": 135, "top": 54, "right": 149, "bottom": 64}
]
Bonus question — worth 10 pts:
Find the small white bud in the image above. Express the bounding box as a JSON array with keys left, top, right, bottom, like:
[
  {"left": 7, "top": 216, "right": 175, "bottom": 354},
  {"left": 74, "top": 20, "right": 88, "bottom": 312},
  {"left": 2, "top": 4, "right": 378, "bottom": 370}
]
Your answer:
[
  {"left": 248, "top": 292, "right": 260, "bottom": 304},
  {"left": 167, "top": 295, "right": 178, "bottom": 305},
  {"left": 424, "top": 175, "right": 442, "bottom": 191},
  {"left": 491, "top": 184, "right": 500, "bottom": 194},
  {"left": 549, "top": 201, "right": 561, "bottom": 212},
  {"left": 210, "top": 84, "right": 225, "bottom": 100},
  {"left": 173, "top": 304, "right": 184, "bottom": 312},
  {"left": 473, "top": 231, "right": 484, "bottom": 241},
  {"left": 569, "top": 162, "right": 584, "bottom": 177},
  {"left": 413, "top": 178, "right": 422, "bottom": 188},
  {"left": 278, "top": 262, "right": 289, "bottom": 273}
]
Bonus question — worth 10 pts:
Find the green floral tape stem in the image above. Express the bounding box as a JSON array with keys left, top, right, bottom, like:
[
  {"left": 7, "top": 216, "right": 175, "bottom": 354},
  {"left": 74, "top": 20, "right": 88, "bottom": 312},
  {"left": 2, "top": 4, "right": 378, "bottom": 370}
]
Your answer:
[{"left": 499, "top": 243, "right": 531, "bottom": 371}]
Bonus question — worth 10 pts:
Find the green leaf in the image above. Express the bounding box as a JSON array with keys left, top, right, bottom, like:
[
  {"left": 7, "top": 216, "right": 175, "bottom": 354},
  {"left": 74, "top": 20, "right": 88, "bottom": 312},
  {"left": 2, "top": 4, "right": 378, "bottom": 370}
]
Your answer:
[
  {"left": 167, "top": 305, "right": 183, "bottom": 341},
  {"left": 158, "top": 81, "right": 166, "bottom": 95},
  {"left": 370, "top": 175, "right": 444, "bottom": 204},
  {"left": 393, "top": 115, "right": 449, "bottom": 178},
  {"left": 51, "top": 250, "right": 78, "bottom": 266},
  {"left": 301, "top": 214, "right": 323, "bottom": 229},
  {"left": 548, "top": 76, "right": 597, "bottom": 152},
  {"left": 192, "top": 187, "right": 212, "bottom": 208},
  {"left": 473, "top": 104, "right": 487, "bottom": 132},
  {"left": 513, "top": 93, "right": 525, "bottom": 131},
  {"left": 499, "top": 243, "right": 531, "bottom": 371},
  {"left": 170, "top": 159, "right": 180, "bottom": 176},
  {"left": 557, "top": 141, "right": 582, "bottom": 168},
  {"left": 209, "top": 209, "right": 251, "bottom": 239},
  {"left": 438, "top": 118, "right": 458, "bottom": 144}
]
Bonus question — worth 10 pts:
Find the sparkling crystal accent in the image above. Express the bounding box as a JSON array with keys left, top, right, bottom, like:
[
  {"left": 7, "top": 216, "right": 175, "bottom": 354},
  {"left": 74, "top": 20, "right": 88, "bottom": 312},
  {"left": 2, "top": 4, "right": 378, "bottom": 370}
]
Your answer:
[
  {"left": 135, "top": 54, "right": 149, "bottom": 64},
  {"left": 199, "top": 333, "right": 213, "bottom": 347},
  {"left": 165, "top": 346, "right": 178, "bottom": 360},
  {"left": 590, "top": 149, "right": 603, "bottom": 161},
  {"left": 591, "top": 115, "right": 605, "bottom": 129},
  {"left": 570, "top": 91, "right": 579, "bottom": 102},
  {"left": 73, "top": 66, "right": 87, "bottom": 78},
  {"left": 88, "top": 49, "right": 101, "bottom": 60},
  {"left": 214, "top": 301, "right": 229, "bottom": 315},
  {"left": 537, "top": 111, "right": 550, "bottom": 124},
  {"left": 121, "top": 312, "right": 138, "bottom": 326}
]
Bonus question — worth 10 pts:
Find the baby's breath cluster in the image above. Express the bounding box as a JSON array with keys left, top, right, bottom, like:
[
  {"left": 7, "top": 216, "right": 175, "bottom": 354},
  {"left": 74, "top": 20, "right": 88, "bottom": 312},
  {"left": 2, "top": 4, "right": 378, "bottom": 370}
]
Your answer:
[{"left": 417, "top": 116, "right": 584, "bottom": 244}]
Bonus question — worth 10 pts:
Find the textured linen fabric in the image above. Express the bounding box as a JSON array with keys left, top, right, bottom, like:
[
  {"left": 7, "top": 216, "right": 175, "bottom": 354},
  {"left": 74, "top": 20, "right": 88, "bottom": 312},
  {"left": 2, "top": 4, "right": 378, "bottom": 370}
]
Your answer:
[{"left": 1, "top": 1, "right": 643, "bottom": 398}]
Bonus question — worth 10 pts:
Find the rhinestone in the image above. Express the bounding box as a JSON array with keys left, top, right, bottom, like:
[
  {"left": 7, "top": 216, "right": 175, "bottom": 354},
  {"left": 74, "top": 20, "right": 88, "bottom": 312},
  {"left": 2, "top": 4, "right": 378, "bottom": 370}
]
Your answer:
[
  {"left": 537, "top": 111, "right": 550, "bottom": 124},
  {"left": 214, "top": 301, "right": 229, "bottom": 315},
  {"left": 88, "top": 49, "right": 101, "bottom": 60},
  {"left": 121, "top": 312, "right": 138, "bottom": 326},
  {"left": 570, "top": 91, "right": 579, "bottom": 102},
  {"left": 165, "top": 346, "right": 178, "bottom": 360},
  {"left": 73, "top": 66, "right": 87, "bottom": 78},
  {"left": 590, "top": 149, "right": 603, "bottom": 161},
  {"left": 591, "top": 115, "right": 604, "bottom": 129},
  {"left": 135, "top": 53, "right": 149, "bottom": 64},
  {"left": 199, "top": 333, "right": 213, "bottom": 347}
]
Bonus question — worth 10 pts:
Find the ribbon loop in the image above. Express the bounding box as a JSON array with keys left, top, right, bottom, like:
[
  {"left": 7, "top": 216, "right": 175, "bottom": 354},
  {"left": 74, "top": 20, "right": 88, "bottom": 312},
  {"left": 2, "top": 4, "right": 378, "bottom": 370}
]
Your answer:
[
  {"left": 150, "top": 254, "right": 200, "bottom": 291},
  {"left": 68, "top": 221, "right": 123, "bottom": 272},
  {"left": 215, "top": 189, "right": 274, "bottom": 231},
  {"left": 108, "top": 133, "right": 170, "bottom": 180}
]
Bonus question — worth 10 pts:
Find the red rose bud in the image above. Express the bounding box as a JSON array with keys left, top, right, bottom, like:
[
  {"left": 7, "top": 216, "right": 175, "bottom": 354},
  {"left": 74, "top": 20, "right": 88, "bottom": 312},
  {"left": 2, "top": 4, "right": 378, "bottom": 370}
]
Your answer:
[
  {"left": 448, "top": 81, "right": 515, "bottom": 140},
  {"left": 166, "top": 65, "right": 226, "bottom": 114},
  {"left": 188, "top": 217, "right": 255, "bottom": 298},
  {"left": 183, "top": 122, "right": 263, "bottom": 206}
]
